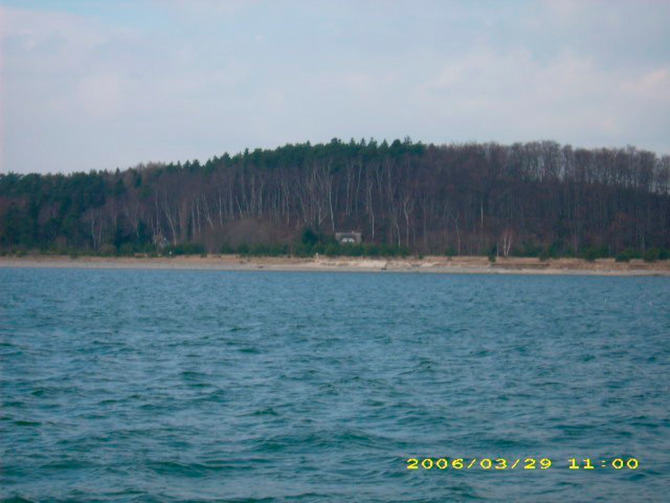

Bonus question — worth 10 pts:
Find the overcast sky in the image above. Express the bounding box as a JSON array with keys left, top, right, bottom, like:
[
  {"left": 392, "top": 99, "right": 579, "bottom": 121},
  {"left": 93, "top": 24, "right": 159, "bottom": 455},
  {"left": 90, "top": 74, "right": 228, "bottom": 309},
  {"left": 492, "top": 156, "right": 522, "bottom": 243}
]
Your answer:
[{"left": 1, "top": 0, "right": 669, "bottom": 174}]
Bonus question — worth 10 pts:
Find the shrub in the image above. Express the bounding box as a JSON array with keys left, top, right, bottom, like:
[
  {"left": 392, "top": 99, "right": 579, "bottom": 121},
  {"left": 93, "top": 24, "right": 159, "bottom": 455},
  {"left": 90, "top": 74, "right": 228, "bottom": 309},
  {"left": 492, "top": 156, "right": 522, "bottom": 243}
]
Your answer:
[
  {"left": 119, "top": 243, "right": 135, "bottom": 256},
  {"left": 643, "top": 248, "right": 660, "bottom": 263},
  {"left": 99, "top": 244, "right": 117, "bottom": 256},
  {"left": 324, "top": 243, "right": 339, "bottom": 257},
  {"left": 520, "top": 243, "right": 542, "bottom": 257},
  {"left": 364, "top": 244, "right": 381, "bottom": 257},
  {"left": 301, "top": 228, "right": 319, "bottom": 246},
  {"left": 615, "top": 252, "right": 631, "bottom": 263},
  {"left": 167, "top": 242, "right": 205, "bottom": 255},
  {"left": 220, "top": 243, "right": 235, "bottom": 254},
  {"left": 243, "top": 243, "right": 288, "bottom": 256},
  {"left": 582, "top": 247, "right": 602, "bottom": 262},
  {"left": 340, "top": 243, "right": 364, "bottom": 256},
  {"left": 562, "top": 248, "right": 575, "bottom": 258},
  {"left": 622, "top": 247, "right": 641, "bottom": 260}
]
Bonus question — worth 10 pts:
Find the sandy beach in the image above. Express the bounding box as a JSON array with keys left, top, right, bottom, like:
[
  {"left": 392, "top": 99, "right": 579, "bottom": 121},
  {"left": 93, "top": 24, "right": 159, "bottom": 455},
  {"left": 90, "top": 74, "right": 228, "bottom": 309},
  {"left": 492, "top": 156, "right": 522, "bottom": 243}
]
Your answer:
[{"left": 1, "top": 255, "right": 669, "bottom": 276}]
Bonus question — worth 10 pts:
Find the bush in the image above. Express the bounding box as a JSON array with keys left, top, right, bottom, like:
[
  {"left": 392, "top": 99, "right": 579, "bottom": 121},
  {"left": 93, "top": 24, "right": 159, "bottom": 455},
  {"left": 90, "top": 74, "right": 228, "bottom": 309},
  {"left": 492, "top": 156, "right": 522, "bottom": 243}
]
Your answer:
[
  {"left": 99, "top": 244, "right": 117, "bottom": 256},
  {"left": 520, "top": 243, "right": 542, "bottom": 257},
  {"left": 619, "top": 247, "right": 641, "bottom": 260},
  {"left": 236, "top": 243, "right": 250, "bottom": 256},
  {"left": 582, "top": 246, "right": 607, "bottom": 262},
  {"left": 364, "top": 244, "right": 381, "bottom": 257},
  {"left": 244, "top": 243, "right": 289, "bottom": 256},
  {"left": 324, "top": 243, "right": 339, "bottom": 257},
  {"left": 583, "top": 249, "right": 597, "bottom": 262},
  {"left": 166, "top": 242, "right": 206, "bottom": 256},
  {"left": 643, "top": 247, "right": 660, "bottom": 263},
  {"left": 615, "top": 252, "right": 631, "bottom": 263},
  {"left": 224, "top": 239, "right": 411, "bottom": 258},
  {"left": 220, "top": 243, "right": 235, "bottom": 254},
  {"left": 301, "top": 228, "right": 319, "bottom": 246},
  {"left": 615, "top": 247, "right": 644, "bottom": 262},
  {"left": 341, "top": 243, "right": 363, "bottom": 256},
  {"left": 119, "top": 243, "right": 135, "bottom": 256}
]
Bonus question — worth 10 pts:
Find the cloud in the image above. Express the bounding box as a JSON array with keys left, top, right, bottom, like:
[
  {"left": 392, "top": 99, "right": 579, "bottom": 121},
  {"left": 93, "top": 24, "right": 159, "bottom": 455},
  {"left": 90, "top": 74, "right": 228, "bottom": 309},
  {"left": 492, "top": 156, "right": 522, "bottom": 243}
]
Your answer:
[
  {"left": 411, "top": 42, "right": 670, "bottom": 148},
  {"left": 77, "top": 73, "right": 123, "bottom": 119},
  {"left": 622, "top": 68, "right": 670, "bottom": 104},
  {"left": 1, "top": 1, "right": 669, "bottom": 174}
]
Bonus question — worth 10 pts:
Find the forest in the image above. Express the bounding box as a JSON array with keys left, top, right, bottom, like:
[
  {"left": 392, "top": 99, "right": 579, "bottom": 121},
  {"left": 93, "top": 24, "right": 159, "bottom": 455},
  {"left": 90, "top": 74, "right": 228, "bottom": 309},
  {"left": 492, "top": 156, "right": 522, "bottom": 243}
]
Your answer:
[{"left": 1, "top": 138, "right": 669, "bottom": 260}]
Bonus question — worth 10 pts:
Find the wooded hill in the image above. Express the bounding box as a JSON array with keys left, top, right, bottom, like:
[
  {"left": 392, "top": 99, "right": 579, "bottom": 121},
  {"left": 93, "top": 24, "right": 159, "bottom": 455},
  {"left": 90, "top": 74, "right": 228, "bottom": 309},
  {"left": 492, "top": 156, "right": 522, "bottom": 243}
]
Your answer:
[{"left": 1, "top": 138, "right": 669, "bottom": 260}]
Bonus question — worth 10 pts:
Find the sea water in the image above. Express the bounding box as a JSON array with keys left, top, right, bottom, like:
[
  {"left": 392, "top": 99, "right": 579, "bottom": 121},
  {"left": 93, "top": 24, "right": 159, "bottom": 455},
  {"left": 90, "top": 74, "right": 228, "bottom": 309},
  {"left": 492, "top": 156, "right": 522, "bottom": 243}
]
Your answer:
[{"left": 1, "top": 268, "right": 669, "bottom": 502}]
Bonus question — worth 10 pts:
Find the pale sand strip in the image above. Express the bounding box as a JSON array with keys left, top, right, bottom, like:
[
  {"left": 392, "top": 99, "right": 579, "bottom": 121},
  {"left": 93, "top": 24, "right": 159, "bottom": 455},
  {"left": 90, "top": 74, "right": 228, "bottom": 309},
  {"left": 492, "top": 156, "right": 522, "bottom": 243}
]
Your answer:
[{"left": 1, "top": 255, "right": 669, "bottom": 276}]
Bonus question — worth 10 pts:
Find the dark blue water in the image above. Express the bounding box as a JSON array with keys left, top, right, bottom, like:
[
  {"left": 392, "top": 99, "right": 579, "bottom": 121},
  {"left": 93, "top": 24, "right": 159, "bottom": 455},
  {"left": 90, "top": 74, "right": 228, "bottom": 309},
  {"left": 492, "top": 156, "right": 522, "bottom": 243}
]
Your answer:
[{"left": 1, "top": 268, "right": 669, "bottom": 502}]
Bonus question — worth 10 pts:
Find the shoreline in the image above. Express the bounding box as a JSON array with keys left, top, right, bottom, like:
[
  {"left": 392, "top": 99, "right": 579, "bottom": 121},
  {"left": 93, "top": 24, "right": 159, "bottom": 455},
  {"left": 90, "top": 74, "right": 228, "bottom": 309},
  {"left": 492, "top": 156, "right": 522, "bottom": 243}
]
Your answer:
[{"left": 1, "top": 255, "right": 669, "bottom": 276}]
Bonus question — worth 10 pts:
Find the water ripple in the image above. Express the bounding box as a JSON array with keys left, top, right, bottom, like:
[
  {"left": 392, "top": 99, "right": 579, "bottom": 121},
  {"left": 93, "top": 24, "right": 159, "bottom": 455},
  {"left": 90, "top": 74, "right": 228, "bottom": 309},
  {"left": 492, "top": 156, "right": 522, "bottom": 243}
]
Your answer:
[{"left": 1, "top": 269, "right": 669, "bottom": 501}]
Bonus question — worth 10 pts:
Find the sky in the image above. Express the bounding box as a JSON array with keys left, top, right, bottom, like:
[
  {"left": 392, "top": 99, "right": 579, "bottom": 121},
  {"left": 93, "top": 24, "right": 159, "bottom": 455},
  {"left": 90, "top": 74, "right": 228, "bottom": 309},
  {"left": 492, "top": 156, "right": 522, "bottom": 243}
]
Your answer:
[{"left": 1, "top": 0, "right": 669, "bottom": 174}]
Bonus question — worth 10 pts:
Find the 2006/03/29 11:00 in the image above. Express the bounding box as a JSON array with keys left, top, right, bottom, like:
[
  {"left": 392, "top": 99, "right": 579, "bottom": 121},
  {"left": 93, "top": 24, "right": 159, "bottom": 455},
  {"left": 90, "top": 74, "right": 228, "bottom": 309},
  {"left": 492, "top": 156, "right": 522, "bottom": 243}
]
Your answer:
[{"left": 406, "top": 457, "right": 640, "bottom": 471}]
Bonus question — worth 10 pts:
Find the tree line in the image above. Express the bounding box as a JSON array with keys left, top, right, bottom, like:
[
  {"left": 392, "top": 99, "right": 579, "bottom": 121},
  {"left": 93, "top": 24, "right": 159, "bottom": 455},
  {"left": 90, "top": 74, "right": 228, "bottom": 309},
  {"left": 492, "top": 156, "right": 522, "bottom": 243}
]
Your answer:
[{"left": 1, "top": 138, "right": 669, "bottom": 260}]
